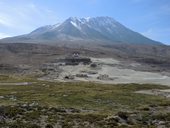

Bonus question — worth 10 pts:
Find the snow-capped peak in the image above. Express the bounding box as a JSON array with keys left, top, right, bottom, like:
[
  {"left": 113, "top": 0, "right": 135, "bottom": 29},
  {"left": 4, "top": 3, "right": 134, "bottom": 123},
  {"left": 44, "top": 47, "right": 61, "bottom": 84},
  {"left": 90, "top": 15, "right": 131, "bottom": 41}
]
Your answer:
[
  {"left": 16, "top": 16, "right": 161, "bottom": 45},
  {"left": 84, "top": 17, "right": 91, "bottom": 22},
  {"left": 66, "top": 17, "right": 87, "bottom": 30}
]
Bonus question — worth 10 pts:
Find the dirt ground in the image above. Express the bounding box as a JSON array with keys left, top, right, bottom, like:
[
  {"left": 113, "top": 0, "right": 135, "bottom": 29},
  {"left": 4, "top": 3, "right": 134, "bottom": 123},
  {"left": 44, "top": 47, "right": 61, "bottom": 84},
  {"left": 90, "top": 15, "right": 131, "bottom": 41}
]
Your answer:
[{"left": 39, "top": 57, "right": 170, "bottom": 86}]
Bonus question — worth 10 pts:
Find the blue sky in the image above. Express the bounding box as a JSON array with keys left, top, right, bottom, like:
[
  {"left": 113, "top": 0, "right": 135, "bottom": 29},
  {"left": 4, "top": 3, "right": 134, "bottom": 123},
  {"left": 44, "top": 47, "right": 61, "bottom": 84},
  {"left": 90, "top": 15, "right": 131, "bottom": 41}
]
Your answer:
[{"left": 0, "top": 0, "right": 170, "bottom": 44}]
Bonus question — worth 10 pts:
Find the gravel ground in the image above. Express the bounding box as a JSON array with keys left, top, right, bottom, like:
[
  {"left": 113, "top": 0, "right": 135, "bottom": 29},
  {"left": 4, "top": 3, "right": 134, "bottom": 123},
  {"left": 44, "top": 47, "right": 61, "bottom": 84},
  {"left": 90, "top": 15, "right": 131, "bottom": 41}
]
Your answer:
[{"left": 41, "top": 58, "right": 170, "bottom": 86}]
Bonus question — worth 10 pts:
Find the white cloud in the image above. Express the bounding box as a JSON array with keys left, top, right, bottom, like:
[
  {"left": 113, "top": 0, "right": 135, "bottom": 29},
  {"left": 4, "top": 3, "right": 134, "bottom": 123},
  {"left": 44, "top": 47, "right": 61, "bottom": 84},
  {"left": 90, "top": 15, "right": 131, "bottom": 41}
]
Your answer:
[
  {"left": 0, "top": 13, "right": 16, "bottom": 27},
  {"left": 0, "top": 18, "right": 12, "bottom": 27},
  {"left": 0, "top": 33, "right": 10, "bottom": 39},
  {"left": 0, "top": 1, "right": 59, "bottom": 36}
]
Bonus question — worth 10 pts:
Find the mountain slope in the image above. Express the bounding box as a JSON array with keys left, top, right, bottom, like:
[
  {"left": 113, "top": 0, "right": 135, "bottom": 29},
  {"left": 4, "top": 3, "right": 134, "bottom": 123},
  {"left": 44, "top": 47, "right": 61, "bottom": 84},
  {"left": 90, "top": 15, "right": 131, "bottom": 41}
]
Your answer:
[{"left": 0, "top": 16, "right": 161, "bottom": 45}]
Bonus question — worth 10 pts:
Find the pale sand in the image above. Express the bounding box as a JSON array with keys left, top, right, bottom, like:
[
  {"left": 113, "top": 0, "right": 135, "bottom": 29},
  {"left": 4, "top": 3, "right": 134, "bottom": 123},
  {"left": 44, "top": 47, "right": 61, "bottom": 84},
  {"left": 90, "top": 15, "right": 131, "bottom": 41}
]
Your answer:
[{"left": 54, "top": 58, "right": 170, "bottom": 86}]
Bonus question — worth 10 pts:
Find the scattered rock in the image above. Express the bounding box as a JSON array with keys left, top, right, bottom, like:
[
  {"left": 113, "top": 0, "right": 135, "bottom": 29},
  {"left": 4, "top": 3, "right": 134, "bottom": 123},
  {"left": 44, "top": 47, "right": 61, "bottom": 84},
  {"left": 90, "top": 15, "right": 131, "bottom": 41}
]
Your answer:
[
  {"left": 64, "top": 75, "right": 74, "bottom": 80},
  {"left": 90, "top": 63, "right": 97, "bottom": 68},
  {"left": 29, "top": 102, "right": 39, "bottom": 107},
  {"left": 63, "top": 94, "right": 68, "bottom": 97},
  {"left": 0, "top": 96, "right": 4, "bottom": 99},
  {"left": 9, "top": 95, "right": 17, "bottom": 101},
  {"left": 97, "top": 74, "right": 109, "bottom": 80},
  {"left": 45, "top": 124, "right": 54, "bottom": 128},
  {"left": 0, "top": 104, "right": 170, "bottom": 128},
  {"left": 76, "top": 74, "right": 88, "bottom": 78}
]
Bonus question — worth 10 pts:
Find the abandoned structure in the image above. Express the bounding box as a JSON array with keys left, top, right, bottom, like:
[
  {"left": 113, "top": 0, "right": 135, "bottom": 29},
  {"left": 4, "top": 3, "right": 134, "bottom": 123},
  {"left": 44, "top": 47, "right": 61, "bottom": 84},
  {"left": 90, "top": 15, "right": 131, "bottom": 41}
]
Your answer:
[
  {"left": 56, "top": 54, "right": 92, "bottom": 65},
  {"left": 64, "top": 57, "right": 91, "bottom": 65}
]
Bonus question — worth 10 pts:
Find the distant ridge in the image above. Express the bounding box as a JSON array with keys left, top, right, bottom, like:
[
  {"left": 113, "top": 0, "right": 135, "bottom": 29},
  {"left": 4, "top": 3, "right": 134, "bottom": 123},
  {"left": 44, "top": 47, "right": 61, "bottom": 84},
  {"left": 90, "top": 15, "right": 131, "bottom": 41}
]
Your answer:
[{"left": 0, "top": 16, "right": 162, "bottom": 45}]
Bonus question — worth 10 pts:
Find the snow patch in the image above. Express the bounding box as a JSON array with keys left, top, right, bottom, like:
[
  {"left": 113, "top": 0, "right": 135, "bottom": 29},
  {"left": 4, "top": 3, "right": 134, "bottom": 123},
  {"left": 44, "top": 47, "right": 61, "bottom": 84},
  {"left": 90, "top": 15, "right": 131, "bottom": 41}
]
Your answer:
[
  {"left": 51, "top": 23, "right": 61, "bottom": 30},
  {"left": 70, "top": 21, "right": 81, "bottom": 30}
]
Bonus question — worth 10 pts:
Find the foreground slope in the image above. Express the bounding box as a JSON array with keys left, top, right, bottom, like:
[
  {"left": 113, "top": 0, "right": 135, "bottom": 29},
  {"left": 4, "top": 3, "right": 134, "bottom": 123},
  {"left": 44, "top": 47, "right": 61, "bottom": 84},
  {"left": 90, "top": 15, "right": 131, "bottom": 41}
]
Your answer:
[{"left": 0, "top": 77, "right": 170, "bottom": 127}]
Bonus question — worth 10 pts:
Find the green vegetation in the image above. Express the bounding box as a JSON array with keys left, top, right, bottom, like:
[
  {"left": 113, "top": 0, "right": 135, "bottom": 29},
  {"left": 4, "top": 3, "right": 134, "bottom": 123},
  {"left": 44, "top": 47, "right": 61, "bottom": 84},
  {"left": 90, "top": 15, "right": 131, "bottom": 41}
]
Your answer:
[
  {"left": 0, "top": 74, "right": 37, "bottom": 83},
  {"left": 0, "top": 77, "right": 170, "bottom": 127},
  {"left": 0, "top": 79, "right": 170, "bottom": 114}
]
